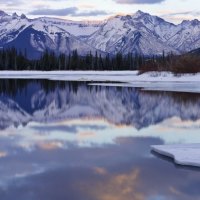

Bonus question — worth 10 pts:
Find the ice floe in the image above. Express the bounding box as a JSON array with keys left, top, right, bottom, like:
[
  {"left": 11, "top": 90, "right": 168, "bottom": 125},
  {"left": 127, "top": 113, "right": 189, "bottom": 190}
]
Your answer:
[{"left": 151, "top": 144, "right": 200, "bottom": 167}]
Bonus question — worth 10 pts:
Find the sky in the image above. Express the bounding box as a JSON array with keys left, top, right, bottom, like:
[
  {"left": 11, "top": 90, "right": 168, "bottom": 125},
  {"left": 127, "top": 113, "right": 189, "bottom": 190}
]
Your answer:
[{"left": 0, "top": 0, "right": 200, "bottom": 24}]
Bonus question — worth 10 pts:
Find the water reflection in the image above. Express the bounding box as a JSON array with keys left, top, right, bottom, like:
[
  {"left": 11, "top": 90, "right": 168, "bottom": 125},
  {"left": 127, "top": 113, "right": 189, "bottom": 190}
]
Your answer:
[
  {"left": 0, "top": 79, "right": 200, "bottom": 200},
  {"left": 1, "top": 137, "right": 200, "bottom": 200},
  {"left": 1, "top": 79, "right": 200, "bottom": 130}
]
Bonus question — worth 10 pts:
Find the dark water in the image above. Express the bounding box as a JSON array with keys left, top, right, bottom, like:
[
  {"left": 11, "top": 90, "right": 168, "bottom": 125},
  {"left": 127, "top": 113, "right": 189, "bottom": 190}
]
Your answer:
[{"left": 0, "top": 79, "right": 200, "bottom": 200}]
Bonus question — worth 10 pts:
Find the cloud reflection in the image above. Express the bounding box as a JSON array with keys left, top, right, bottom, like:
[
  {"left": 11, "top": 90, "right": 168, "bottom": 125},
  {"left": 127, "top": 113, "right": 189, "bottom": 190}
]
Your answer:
[
  {"left": 0, "top": 137, "right": 199, "bottom": 199},
  {"left": 86, "top": 169, "right": 143, "bottom": 200}
]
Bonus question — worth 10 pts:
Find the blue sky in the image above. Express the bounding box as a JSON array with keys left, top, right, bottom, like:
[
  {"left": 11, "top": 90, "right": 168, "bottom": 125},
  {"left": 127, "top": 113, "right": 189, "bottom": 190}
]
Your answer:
[{"left": 0, "top": 0, "right": 200, "bottom": 23}]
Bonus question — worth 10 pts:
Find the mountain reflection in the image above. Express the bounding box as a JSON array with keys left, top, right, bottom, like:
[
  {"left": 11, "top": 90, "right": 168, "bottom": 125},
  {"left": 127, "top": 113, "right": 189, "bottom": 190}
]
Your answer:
[{"left": 1, "top": 79, "right": 200, "bottom": 130}]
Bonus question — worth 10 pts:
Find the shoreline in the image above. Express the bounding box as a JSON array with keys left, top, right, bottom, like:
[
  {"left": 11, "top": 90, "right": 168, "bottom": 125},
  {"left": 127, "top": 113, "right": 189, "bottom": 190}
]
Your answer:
[
  {"left": 1, "top": 71, "right": 200, "bottom": 93},
  {"left": 0, "top": 71, "right": 200, "bottom": 82}
]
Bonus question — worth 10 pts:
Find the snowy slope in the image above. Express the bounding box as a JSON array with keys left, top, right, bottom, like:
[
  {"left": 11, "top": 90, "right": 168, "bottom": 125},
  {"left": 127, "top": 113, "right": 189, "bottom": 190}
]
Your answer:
[
  {"left": 0, "top": 12, "right": 101, "bottom": 44},
  {"left": 86, "top": 10, "right": 200, "bottom": 55},
  {"left": 168, "top": 20, "right": 200, "bottom": 52},
  {"left": 37, "top": 17, "right": 102, "bottom": 37},
  {"left": 0, "top": 13, "right": 30, "bottom": 45},
  {"left": 4, "top": 26, "right": 102, "bottom": 58},
  {"left": 0, "top": 11, "right": 102, "bottom": 58},
  {"left": 86, "top": 11, "right": 178, "bottom": 55}
]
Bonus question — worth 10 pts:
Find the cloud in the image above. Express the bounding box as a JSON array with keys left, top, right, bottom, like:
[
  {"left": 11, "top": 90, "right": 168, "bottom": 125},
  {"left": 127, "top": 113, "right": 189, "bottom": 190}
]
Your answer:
[
  {"left": 114, "top": 0, "right": 165, "bottom": 4},
  {"left": 29, "top": 7, "right": 109, "bottom": 17},
  {"left": 29, "top": 7, "right": 78, "bottom": 16},
  {"left": 162, "top": 11, "right": 200, "bottom": 17},
  {"left": 160, "top": 11, "right": 200, "bottom": 23},
  {"left": 0, "top": 0, "right": 22, "bottom": 6},
  {"left": 73, "top": 10, "right": 109, "bottom": 17}
]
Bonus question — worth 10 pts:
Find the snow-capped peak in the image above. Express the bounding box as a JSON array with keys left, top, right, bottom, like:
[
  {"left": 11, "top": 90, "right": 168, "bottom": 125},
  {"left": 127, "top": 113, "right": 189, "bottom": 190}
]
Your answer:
[
  {"left": 181, "top": 19, "right": 200, "bottom": 26},
  {"left": 133, "top": 10, "right": 171, "bottom": 26},
  {"left": 134, "top": 10, "right": 148, "bottom": 17},
  {"left": 190, "top": 19, "right": 200, "bottom": 26},
  {"left": 12, "top": 12, "right": 19, "bottom": 19},
  {"left": 20, "top": 14, "right": 27, "bottom": 19}
]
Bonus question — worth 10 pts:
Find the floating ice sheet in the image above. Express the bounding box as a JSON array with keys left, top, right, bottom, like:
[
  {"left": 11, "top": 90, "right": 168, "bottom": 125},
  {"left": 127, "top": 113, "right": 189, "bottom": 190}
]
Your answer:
[{"left": 151, "top": 144, "right": 200, "bottom": 167}]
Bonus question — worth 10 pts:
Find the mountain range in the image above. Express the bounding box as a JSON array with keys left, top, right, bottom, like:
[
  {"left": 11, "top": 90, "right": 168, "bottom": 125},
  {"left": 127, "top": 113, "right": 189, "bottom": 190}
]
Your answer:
[{"left": 0, "top": 10, "right": 200, "bottom": 58}]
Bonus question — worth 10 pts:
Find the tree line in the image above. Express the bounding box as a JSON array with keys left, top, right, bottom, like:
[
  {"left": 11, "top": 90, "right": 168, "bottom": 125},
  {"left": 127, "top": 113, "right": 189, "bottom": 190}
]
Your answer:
[
  {"left": 0, "top": 48, "right": 200, "bottom": 73},
  {"left": 0, "top": 48, "right": 145, "bottom": 71}
]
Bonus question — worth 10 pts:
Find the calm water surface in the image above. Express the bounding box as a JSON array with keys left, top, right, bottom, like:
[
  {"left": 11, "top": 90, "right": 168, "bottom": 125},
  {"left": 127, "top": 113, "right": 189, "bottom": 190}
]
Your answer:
[{"left": 0, "top": 79, "right": 200, "bottom": 200}]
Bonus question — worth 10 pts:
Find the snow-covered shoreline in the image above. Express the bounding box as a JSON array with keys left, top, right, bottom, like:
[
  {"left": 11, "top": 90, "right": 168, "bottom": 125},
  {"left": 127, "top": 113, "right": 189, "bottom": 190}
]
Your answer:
[
  {"left": 0, "top": 70, "right": 138, "bottom": 82},
  {"left": 151, "top": 144, "right": 200, "bottom": 168},
  {"left": 1, "top": 71, "right": 200, "bottom": 93},
  {"left": 0, "top": 70, "right": 200, "bottom": 82}
]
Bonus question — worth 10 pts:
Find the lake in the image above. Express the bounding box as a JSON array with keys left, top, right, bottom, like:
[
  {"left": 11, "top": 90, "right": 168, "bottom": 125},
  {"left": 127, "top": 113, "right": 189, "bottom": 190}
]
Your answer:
[{"left": 0, "top": 79, "right": 200, "bottom": 200}]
